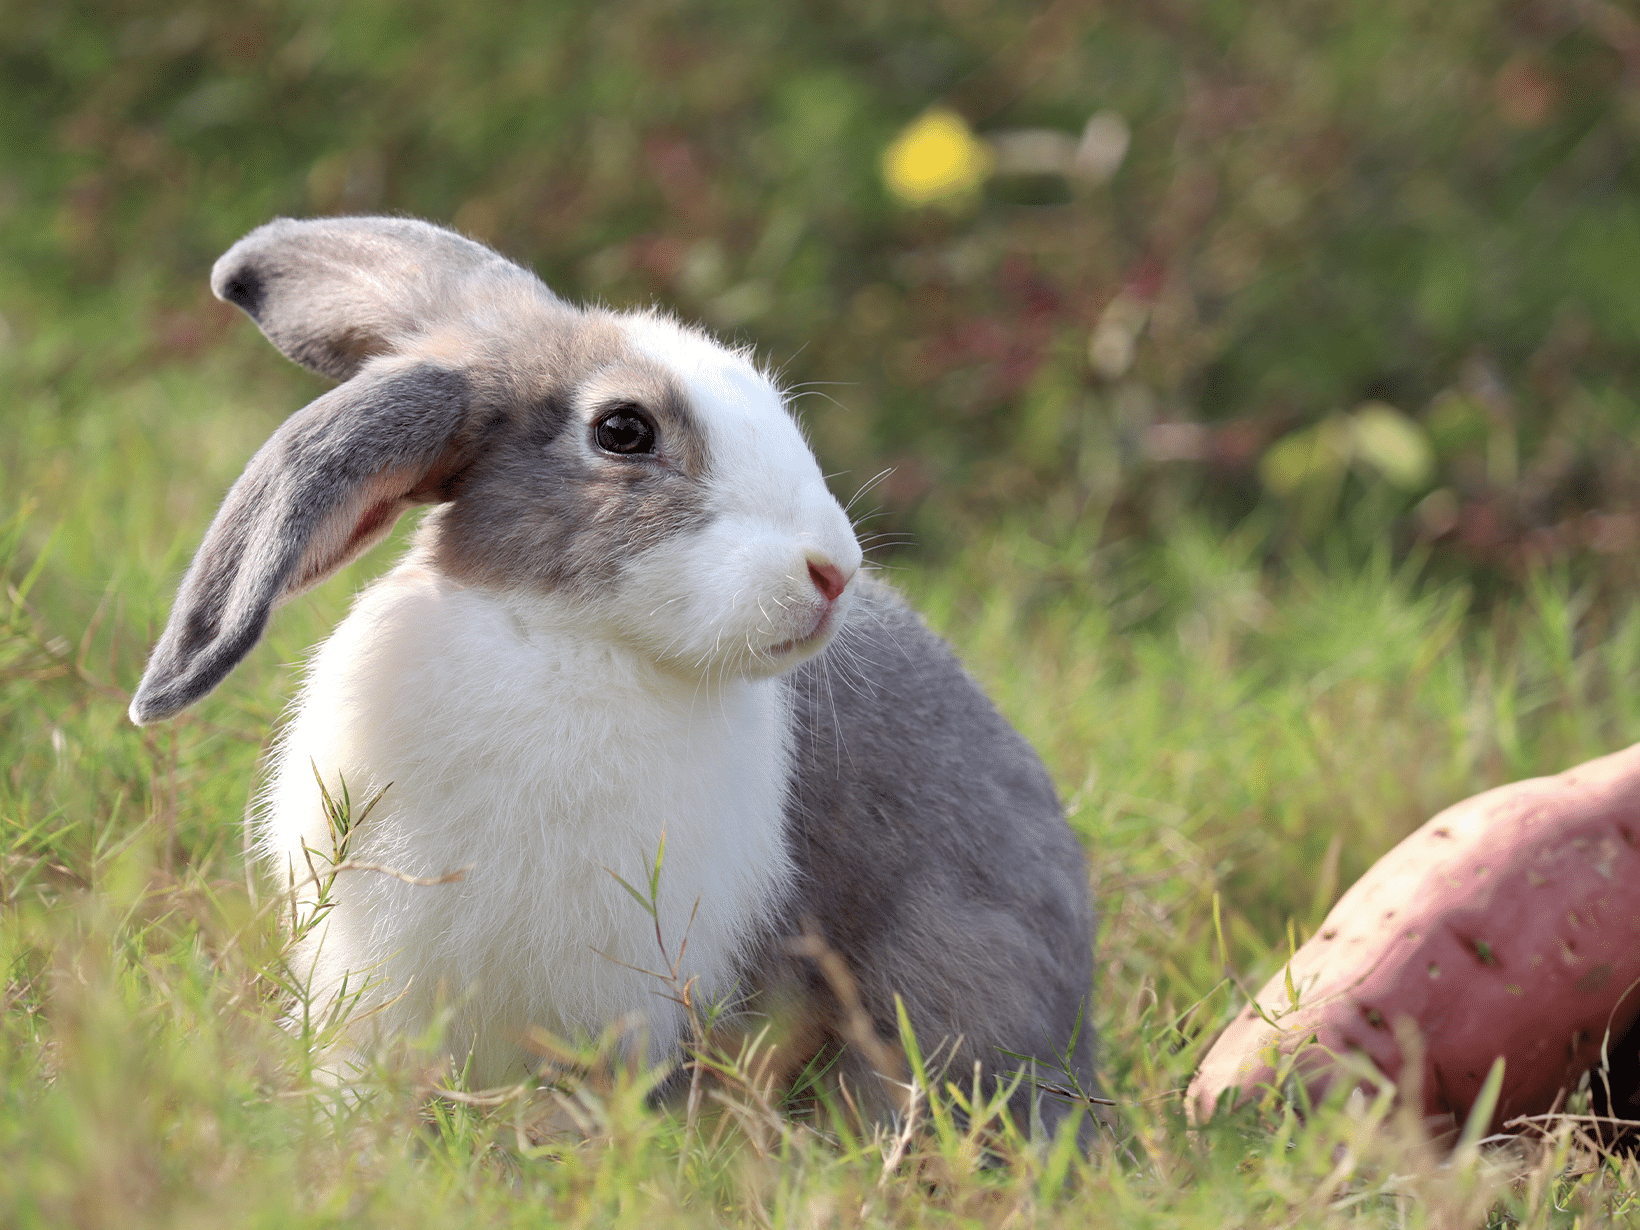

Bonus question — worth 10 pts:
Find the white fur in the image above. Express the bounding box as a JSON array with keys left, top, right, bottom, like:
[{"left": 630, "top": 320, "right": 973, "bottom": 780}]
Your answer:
[
  {"left": 261, "top": 315, "right": 862, "bottom": 1085},
  {"left": 265, "top": 555, "right": 797, "bottom": 1082},
  {"left": 615, "top": 313, "right": 862, "bottom": 676}
]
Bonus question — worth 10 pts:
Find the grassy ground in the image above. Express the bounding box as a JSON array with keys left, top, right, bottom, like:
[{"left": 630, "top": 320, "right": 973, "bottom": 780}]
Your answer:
[{"left": 7, "top": 323, "right": 1640, "bottom": 1226}]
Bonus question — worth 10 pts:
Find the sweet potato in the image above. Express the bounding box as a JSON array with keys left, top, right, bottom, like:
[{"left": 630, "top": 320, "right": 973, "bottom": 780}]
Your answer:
[{"left": 1189, "top": 742, "right": 1640, "bottom": 1135}]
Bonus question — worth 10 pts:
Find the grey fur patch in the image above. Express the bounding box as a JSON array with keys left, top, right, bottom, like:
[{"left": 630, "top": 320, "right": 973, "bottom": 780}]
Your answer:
[
  {"left": 130, "top": 360, "right": 473, "bottom": 724},
  {"left": 216, "top": 263, "right": 264, "bottom": 317},
  {"left": 755, "top": 578, "right": 1099, "bottom": 1139},
  {"left": 428, "top": 323, "right": 715, "bottom": 597},
  {"left": 211, "top": 216, "right": 555, "bottom": 380}
]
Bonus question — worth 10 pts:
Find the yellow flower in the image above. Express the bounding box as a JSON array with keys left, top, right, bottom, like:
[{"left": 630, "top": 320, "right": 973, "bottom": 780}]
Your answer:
[{"left": 881, "top": 110, "right": 993, "bottom": 206}]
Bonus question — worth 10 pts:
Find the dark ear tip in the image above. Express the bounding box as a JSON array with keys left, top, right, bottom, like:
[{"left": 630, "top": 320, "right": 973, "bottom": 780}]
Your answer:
[
  {"left": 129, "top": 668, "right": 196, "bottom": 725},
  {"left": 128, "top": 689, "right": 172, "bottom": 727},
  {"left": 213, "top": 261, "right": 265, "bottom": 318}
]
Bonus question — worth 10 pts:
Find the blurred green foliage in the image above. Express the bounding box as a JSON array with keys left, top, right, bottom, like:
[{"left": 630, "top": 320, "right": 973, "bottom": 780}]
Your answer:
[{"left": 9, "top": 0, "right": 1640, "bottom": 577}]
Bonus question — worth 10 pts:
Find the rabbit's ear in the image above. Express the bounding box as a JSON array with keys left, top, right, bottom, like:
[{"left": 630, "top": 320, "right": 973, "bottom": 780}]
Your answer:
[
  {"left": 211, "top": 216, "right": 555, "bottom": 380},
  {"left": 130, "top": 357, "right": 475, "bottom": 725}
]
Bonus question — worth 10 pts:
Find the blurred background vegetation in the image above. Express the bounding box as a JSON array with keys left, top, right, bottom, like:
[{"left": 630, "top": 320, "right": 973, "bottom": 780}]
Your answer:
[{"left": 10, "top": 0, "right": 1640, "bottom": 589}]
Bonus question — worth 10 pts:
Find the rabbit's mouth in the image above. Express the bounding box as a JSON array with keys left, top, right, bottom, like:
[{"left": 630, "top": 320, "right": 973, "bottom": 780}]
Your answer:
[
  {"left": 766, "top": 634, "right": 824, "bottom": 661},
  {"left": 767, "top": 630, "right": 820, "bottom": 657},
  {"left": 766, "top": 605, "right": 840, "bottom": 659}
]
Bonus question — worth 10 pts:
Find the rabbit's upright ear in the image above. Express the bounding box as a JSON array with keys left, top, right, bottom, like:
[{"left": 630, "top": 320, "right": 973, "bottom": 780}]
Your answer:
[
  {"left": 210, "top": 216, "right": 555, "bottom": 379},
  {"left": 130, "top": 354, "right": 477, "bottom": 725},
  {"left": 132, "top": 215, "right": 554, "bottom": 725}
]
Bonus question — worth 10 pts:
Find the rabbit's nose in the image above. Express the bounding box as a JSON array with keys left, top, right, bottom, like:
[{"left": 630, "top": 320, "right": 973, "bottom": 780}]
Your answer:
[{"left": 807, "top": 560, "right": 850, "bottom": 602}]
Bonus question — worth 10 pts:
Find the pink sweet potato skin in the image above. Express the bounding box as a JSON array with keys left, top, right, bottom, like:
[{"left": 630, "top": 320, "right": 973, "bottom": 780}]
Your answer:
[{"left": 1189, "top": 742, "right": 1640, "bottom": 1134}]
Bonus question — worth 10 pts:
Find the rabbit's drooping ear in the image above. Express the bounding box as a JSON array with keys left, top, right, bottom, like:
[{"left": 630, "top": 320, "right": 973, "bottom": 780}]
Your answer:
[
  {"left": 130, "top": 357, "right": 474, "bottom": 725},
  {"left": 211, "top": 216, "right": 554, "bottom": 380}
]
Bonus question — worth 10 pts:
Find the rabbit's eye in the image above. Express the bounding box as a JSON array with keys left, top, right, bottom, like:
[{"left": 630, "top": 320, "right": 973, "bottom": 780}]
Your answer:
[{"left": 593, "top": 406, "right": 657, "bottom": 456}]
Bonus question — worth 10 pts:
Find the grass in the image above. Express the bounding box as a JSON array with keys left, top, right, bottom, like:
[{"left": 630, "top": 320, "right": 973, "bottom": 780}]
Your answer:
[{"left": 8, "top": 329, "right": 1640, "bottom": 1226}]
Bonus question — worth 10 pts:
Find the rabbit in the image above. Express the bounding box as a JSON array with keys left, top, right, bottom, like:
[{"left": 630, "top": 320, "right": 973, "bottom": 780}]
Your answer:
[{"left": 130, "top": 216, "right": 1098, "bottom": 1139}]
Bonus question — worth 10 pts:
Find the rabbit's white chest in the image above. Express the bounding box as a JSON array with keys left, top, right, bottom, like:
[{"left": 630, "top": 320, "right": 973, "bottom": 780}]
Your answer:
[{"left": 260, "top": 562, "right": 796, "bottom": 1083}]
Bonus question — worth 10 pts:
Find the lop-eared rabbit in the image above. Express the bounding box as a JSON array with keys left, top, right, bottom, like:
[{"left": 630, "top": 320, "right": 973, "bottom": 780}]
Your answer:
[{"left": 131, "top": 217, "right": 1097, "bottom": 1137}]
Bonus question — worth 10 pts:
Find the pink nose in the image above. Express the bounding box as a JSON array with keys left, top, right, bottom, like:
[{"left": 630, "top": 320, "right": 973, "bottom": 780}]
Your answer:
[{"left": 807, "top": 560, "right": 849, "bottom": 602}]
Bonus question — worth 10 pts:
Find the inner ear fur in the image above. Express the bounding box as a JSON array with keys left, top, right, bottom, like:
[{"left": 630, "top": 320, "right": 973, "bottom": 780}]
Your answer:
[
  {"left": 211, "top": 216, "right": 557, "bottom": 380},
  {"left": 130, "top": 357, "right": 476, "bottom": 725}
]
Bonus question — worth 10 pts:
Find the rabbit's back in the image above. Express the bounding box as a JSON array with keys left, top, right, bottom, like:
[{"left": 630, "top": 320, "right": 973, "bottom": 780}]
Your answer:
[{"left": 767, "top": 578, "right": 1098, "bottom": 1132}]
